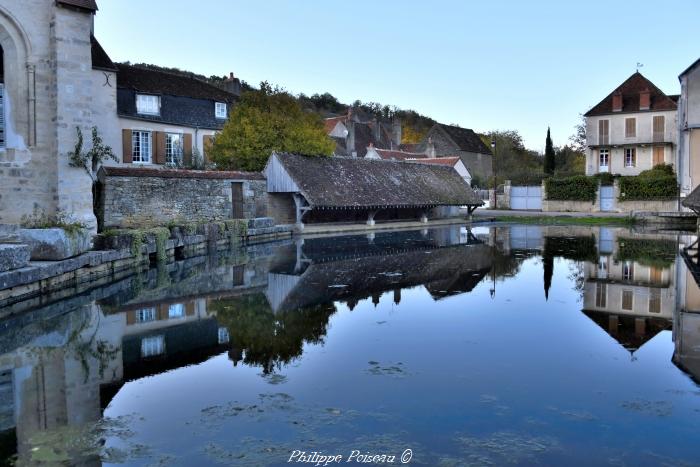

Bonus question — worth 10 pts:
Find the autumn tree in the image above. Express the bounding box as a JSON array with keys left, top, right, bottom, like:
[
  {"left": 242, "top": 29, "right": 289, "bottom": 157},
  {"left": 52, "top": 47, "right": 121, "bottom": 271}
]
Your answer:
[{"left": 209, "top": 82, "right": 335, "bottom": 171}]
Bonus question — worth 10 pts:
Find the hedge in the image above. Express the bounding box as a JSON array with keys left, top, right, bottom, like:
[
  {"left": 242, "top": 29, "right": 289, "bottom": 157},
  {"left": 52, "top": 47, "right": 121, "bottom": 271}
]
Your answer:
[
  {"left": 615, "top": 237, "right": 676, "bottom": 268},
  {"left": 544, "top": 175, "right": 598, "bottom": 202},
  {"left": 618, "top": 175, "right": 677, "bottom": 201}
]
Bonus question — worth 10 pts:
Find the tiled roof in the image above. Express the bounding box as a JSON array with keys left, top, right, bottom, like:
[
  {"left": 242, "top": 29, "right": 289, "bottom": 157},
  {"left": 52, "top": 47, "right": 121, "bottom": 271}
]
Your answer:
[
  {"left": 324, "top": 116, "right": 346, "bottom": 133},
  {"left": 682, "top": 185, "right": 700, "bottom": 211},
  {"left": 271, "top": 152, "right": 482, "bottom": 208},
  {"left": 584, "top": 72, "right": 678, "bottom": 116},
  {"left": 437, "top": 124, "right": 492, "bottom": 155},
  {"left": 90, "top": 35, "right": 116, "bottom": 71},
  {"left": 375, "top": 149, "right": 427, "bottom": 161},
  {"left": 407, "top": 156, "right": 460, "bottom": 166},
  {"left": 56, "top": 0, "right": 97, "bottom": 11},
  {"left": 117, "top": 64, "right": 237, "bottom": 103},
  {"left": 99, "top": 165, "right": 263, "bottom": 180}
]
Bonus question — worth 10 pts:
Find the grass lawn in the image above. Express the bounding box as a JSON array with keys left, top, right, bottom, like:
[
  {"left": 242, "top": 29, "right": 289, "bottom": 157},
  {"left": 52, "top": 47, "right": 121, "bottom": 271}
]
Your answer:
[{"left": 482, "top": 215, "right": 637, "bottom": 226}]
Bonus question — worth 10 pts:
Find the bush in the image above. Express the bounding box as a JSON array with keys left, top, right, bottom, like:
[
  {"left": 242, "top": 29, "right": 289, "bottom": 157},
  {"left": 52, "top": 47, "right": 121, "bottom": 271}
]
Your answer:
[
  {"left": 615, "top": 237, "right": 676, "bottom": 268},
  {"left": 618, "top": 174, "right": 677, "bottom": 201},
  {"left": 593, "top": 172, "right": 615, "bottom": 186},
  {"left": 639, "top": 164, "right": 674, "bottom": 178},
  {"left": 544, "top": 175, "right": 598, "bottom": 202}
]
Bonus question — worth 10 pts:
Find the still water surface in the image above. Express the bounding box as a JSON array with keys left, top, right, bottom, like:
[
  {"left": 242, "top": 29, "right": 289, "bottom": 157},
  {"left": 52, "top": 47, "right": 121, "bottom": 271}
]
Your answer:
[{"left": 1, "top": 224, "right": 699, "bottom": 466}]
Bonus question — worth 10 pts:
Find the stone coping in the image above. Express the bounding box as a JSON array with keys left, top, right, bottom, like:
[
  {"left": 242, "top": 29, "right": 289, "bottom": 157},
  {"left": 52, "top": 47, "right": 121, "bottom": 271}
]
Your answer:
[{"left": 99, "top": 165, "right": 264, "bottom": 180}]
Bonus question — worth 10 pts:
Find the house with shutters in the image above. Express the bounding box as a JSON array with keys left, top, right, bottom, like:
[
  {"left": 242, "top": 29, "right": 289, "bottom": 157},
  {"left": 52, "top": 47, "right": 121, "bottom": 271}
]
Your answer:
[
  {"left": 117, "top": 64, "right": 240, "bottom": 167},
  {"left": 584, "top": 72, "right": 678, "bottom": 176},
  {"left": 678, "top": 58, "right": 700, "bottom": 200}
]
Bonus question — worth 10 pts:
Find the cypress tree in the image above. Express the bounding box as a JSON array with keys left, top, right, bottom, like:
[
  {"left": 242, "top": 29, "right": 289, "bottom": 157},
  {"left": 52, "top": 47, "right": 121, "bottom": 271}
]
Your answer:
[{"left": 544, "top": 127, "right": 556, "bottom": 175}]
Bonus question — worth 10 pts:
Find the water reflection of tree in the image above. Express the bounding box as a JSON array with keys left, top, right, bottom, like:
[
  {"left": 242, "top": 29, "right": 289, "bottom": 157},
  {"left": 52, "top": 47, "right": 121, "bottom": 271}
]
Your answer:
[
  {"left": 211, "top": 294, "right": 336, "bottom": 374},
  {"left": 542, "top": 235, "right": 598, "bottom": 301}
]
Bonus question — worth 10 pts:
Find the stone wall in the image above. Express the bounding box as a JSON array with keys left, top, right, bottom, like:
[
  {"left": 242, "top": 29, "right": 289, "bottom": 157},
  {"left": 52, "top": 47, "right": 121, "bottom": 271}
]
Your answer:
[
  {"left": 99, "top": 167, "right": 267, "bottom": 228},
  {"left": 267, "top": 193, "right": 296, "bottom": 225}
]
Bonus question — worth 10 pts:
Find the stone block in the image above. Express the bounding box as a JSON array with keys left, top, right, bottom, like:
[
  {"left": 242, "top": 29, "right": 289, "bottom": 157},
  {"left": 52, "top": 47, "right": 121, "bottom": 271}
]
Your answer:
[
  {"left": 19, "top": 228, "right": 92, "bottom": 261},
  {"left": 0, "top": 224, "right": 20, "bottom": 242},
  {"left": 0, "top": 244, "right": 30, "bottom": 273},
  {"left": 247, "top": 217, "right": 275, "bottom": 229}
]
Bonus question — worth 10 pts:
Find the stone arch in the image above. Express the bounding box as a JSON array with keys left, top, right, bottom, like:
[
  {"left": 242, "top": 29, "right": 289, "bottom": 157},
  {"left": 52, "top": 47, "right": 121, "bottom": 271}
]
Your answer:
[{"left": 0, "top": 6, "right": 31, "bottom": 150}]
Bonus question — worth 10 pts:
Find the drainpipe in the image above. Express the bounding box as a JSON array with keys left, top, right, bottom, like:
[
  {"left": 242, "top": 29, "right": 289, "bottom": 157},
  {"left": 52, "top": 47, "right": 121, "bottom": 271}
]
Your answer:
[
  {"left": 26, "top": 63, "right": 36, "bottom": 147},
  {"left": 194, "top": 126, "right": 199, "bottom": 164}
]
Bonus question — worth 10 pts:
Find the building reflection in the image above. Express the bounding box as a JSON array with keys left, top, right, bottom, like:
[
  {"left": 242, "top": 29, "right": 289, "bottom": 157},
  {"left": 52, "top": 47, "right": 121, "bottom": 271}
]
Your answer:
[{"left": 675, "top": 234, "right": 700, "bottom": 382}]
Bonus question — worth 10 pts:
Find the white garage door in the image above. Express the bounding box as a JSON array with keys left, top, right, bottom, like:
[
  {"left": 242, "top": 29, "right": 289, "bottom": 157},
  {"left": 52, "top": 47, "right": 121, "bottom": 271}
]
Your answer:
[{"left": 511, "top": 186, "right": 542, "bottom": 210}]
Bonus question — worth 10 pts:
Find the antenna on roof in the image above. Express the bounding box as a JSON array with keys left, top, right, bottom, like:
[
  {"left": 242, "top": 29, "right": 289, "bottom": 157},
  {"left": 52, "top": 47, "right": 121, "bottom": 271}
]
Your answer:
[{"left": 636, "top": 62, "right": 644, "bottom": 72}]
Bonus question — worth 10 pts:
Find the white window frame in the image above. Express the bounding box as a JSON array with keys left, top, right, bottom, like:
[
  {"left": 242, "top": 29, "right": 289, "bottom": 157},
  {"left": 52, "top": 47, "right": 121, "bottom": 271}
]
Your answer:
[
  {"left": 136, "top": 94, "right": 160, "bottom": 116},
  {"left": 624, "top": 148, "right": 636, "bottom": 168},
  {"left": 132, "top": 130, "right": 152, "bottom": 163},
  {"left": 141, "top": 335, "right": 165, "bottom": 358},
  {"left": 136, "top": 307, "right": 156, "bottom": 323},
  {"left": 622, "top": 261, "right": 634, "bottom": 281},
  {"left": 218, "top": 327, "right": 230, "bottom": 344},
  {"left": 599, "top": 149, "right": 609, "bottom": 172},
  {"left": 165, "top": 132, "right": 183, "bottom": 165},
  {"left": 215, "top": 102, "right": 227, "bottom": 119}
]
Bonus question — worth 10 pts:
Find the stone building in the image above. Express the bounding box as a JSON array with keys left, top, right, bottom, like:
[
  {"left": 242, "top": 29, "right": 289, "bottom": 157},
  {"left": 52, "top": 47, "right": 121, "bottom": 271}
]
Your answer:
[
  {"left": 324, "top": 109, "right": 402, "bottom": 158},
  {"left": 418, "top": 124, "right": 493, "bottom": 183},
  {"left": 116, "top": 65, "right": 240, "bottom": 167},
  {"left": 584, "top": 72, "right": 678, "bottom": 176},
  {"left": 0, "top": 0, "right": 116, "bottom": 229}
]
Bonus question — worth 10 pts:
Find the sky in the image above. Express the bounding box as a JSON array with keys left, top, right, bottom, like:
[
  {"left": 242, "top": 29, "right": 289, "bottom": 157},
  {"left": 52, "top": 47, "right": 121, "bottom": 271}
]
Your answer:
[{"left": 95, "top": 0, "right": 700, "bottom": 152}]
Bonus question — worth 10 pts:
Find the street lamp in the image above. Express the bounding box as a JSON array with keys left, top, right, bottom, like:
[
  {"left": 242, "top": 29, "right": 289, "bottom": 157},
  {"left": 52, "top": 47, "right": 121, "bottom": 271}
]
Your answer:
[{"left": 491, "top": 139, "right": 497, "bottom": 208}]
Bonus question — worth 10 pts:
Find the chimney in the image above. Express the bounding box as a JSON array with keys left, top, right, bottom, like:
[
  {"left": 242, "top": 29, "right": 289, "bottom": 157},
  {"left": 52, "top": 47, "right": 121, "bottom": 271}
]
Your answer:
[
  {"left": 427, "top": 137, "right": 436, "bottom": 158},
  {"left": 372, "top": 118, "right": 381, "bottom": 141},
  {"left": 221, "top": 72, "right": 241, "bottom": 98},
  {"left": 612, "top": 91, "right": 623, "bottom": 112},
  {"left": 639, "top": 88, "right": 651, "bottom": 110},
  {"left": 346, "top": 119, "right": 355, "bottom": 157},
  {"left": 392, "top": 119, "right": 402, "bottom": 148}
]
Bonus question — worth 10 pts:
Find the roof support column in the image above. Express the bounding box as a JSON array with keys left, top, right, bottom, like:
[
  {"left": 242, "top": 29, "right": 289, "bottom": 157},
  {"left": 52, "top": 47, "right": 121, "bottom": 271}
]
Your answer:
[
  {"left": 420, "top": 209, "right": 429, "bottom": 223},
  {"left": 292, "top": 193, "right": 309, "bottom": 231},
  {"left": 367, "top": 209, "right": 379, "bottom": 226}
]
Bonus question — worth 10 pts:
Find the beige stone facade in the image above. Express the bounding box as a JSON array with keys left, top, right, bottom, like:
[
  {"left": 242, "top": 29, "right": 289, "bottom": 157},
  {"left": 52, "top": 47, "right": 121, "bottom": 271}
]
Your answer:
[{"left": 0, "top": 0, "right": 111, "bottom": 230}]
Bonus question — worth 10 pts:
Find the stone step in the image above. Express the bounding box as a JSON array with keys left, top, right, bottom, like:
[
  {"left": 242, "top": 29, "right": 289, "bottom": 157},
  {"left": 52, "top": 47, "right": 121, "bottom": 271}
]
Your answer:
[
  {"left": 0, "top": 244, "right": 30, "bottom": 273},
  {"left": 247, "top": 217, "right": 275, "bottom": 229},
  {"left": 0, "top": 224, "right": 20, "bottom": 243}
]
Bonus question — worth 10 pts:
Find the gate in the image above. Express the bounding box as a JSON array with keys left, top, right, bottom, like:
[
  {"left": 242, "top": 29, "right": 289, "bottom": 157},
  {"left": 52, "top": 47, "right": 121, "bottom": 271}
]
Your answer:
[
  {"left": 600, "top": 186, "right": 614, "bottom": 212},
  {"left": 232, "top": 182, "right": 244, "bottom": 218},
  {"left": 510, "top": 186, "right": 542, "bottom": 210}
]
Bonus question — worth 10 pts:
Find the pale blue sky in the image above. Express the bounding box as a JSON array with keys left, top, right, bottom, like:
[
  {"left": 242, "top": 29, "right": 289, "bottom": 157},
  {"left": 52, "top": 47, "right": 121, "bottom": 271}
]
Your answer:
[{"left": 95, "top": 0, "right": 699, "bottom": 151}]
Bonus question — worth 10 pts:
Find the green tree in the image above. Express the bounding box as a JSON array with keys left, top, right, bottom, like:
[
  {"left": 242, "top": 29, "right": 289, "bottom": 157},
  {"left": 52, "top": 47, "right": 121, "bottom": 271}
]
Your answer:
[
  {"left": 209, "top": 82, "right": 335, "bottom": 171},
  {"left": 544, "top": 127, "right": 555, "bottom": 175}
]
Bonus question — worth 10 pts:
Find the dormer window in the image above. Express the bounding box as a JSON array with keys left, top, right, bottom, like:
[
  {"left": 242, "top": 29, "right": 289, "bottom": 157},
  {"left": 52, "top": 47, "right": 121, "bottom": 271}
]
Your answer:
[
  {"left": 136, "top": 94, "right": 160, "bottom": 115},
  {"left": 215, "top": 102, "right": 227, "bottom": 119}
]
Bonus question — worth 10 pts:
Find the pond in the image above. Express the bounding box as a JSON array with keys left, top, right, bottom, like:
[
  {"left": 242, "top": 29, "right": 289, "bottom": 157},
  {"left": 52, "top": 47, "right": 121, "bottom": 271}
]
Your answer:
[{"left": 0, "top": 224, "right": 699, "bottom": 466}]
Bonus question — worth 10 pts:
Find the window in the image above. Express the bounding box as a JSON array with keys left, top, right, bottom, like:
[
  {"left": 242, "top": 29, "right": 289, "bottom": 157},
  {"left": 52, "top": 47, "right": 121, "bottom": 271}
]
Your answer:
[
  {"left": 595, "top": 283, "right": 607, "bottom": 308},
  {"left": 649, "top": 290, "right": 661, "bottom": 314},
  {"left": 136, "top": 308, "right": 156, "bottom": 323},
  {"left": 598, "top": 119, "right": 610, "bottom": 145},
  {"left": 652, "top": 116, "right": 664, "bottom": 142},
  {"left": 165, "top": 133, "right": 183, "bottom": 165},
  {"left": 624, "top": 148, "right": 636, "bottom": 167},
  {"left": 141, "top": 335, "right": 165, "bottom": 358},
  {"left": 215, "top": 102, "right": 227, "bottom": 119},
  {"left": 132, "top": 131, "right": 151, "bottom": 163},
  {"left": 599, "top": 149, "right": 609, "bottom": 172},
  {"left": 625, "top": 118, "right": 636, "bottom": 138},
  {"left": 218, "top": 327, "right": 230, "bottom": 344},
  {"left": 136, "top": 94, "right": 160, "bottom": 115},
  {"left": 168, "top": 303, "right": 185, "bottom": 319},
  {"left": 622, "top": 290, "right": 633, "bottom": 311},
  {"left": 622, "top": 261, "right": 634, "bottom": 281}
]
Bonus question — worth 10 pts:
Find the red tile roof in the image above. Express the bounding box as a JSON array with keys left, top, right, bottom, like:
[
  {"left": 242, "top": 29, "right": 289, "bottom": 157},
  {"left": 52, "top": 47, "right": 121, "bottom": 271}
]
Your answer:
[
  {"left": 324, "top": 116, "right": 346, "bottom": 133},
  {"left": 407, "top": 156, "right": 460, "bottom": 167},
  {"left": 100, "top": 165, "right": 264, "bottom": 180},
  {"left": 585, "top": 72, "right": 678, "bottom": 117},
  {"left": 56, "top": 0, "right": 97, "bottom": 11},
  {"left": 375, "top": 149, "right": 427, "bottom": 161}
]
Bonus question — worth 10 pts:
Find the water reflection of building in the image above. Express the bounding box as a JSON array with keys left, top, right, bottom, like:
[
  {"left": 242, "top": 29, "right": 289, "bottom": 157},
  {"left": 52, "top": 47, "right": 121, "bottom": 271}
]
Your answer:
[
  {"left": 582, "top": 232, "right": 676, "bottom": 353},
  {"left": 676, "top": 235, "right": 700, "bottom": 382}
]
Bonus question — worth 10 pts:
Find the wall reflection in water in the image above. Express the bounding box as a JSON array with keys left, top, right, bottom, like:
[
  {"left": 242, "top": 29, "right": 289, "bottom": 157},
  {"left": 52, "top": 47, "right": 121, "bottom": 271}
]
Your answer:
[{"left": 0, "top": 224, "right": 697, "bottom": 464}]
